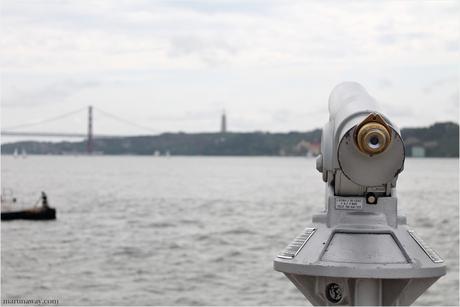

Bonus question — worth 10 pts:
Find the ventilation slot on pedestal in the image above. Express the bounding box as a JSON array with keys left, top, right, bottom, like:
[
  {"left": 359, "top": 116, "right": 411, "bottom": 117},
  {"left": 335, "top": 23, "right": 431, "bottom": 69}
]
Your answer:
[
  {"left": 278, "top": 228, "right": 316, "bottom": 259},
  {"left": 408, "top": 230, "right": 443, "bottom": 263}
]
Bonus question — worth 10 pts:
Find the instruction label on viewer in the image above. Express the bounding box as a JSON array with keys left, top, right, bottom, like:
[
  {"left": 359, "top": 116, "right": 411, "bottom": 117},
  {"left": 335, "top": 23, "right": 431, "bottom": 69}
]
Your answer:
[{"left": 335, "top": 197, "right": 363, "bottom": 210}]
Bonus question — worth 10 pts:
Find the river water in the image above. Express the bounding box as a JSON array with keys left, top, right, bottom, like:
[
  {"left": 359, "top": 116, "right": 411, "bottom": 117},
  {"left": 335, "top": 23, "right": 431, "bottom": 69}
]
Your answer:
[{"left": 1, "top": 156, "right": 458, "bottom": 305}]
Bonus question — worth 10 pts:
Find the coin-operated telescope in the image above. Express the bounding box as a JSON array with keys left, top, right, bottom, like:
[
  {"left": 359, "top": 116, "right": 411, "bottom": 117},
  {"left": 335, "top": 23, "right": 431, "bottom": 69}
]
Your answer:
[{"left": 274, "top": 82, "right": 446, "bottom": 306}]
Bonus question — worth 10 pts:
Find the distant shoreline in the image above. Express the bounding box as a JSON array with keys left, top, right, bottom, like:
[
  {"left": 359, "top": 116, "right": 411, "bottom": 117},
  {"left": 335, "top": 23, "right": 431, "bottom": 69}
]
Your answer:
[
  {"left": 1, "top": 122, "right": 458, "bottom": 157},
  {"left": 1, "top": 155, "right": 459, "bottom": 159}
]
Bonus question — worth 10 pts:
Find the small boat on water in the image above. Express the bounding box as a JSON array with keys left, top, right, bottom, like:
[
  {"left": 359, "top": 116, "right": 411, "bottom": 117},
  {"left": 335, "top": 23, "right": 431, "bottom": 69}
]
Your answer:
[
  {"left": 1, "top": 206, "right": 56, "bottom": 221},
  {"left": 1, "top": 191, "right": 56, "bottom": 221}
]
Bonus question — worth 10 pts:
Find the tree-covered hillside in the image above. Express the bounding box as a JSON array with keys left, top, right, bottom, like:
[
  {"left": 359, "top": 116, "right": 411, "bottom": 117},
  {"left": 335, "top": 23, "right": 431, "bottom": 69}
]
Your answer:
[{"left": 1, "top": 122, "right": 458, "bottom": 157}]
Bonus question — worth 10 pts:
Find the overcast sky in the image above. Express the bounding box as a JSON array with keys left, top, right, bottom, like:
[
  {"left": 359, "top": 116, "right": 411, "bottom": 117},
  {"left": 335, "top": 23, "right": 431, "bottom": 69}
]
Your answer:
[{"left": 1, "top": 0, "right": 459, "bottom": 139}]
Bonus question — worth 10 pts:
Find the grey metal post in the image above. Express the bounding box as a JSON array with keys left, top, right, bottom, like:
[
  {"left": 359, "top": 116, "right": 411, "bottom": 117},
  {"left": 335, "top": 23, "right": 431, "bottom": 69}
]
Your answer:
[{"left": 354, "top": 279, "right": 381, "bottom": 306}]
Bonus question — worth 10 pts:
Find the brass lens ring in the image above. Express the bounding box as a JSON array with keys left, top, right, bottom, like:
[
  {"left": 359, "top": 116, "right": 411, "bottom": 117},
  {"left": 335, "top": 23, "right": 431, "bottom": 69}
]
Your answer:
[{"left": 356, "top": 122, "right": 391, "bottom": 155}]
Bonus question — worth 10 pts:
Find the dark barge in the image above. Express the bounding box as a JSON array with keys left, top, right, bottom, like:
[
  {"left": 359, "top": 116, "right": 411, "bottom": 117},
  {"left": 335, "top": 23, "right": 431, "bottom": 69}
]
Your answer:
[
  {"left": 1, "top": 207, "right": 56, "bottom": 221},
  {"left": 1, "top": 191, "right": 56, "bottom": 221}
]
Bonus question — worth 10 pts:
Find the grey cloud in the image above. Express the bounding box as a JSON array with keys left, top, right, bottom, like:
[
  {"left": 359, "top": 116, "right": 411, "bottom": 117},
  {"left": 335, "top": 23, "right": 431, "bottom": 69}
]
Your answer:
[
  {"left": 377, "top": 32, "right": 431, "bottom": 46},
  {"left": 271, "top": 109, "right": 291, "bottom": 123},
  {"left": 146, "top": 108, "right": 224, "bottom": 122},
  {"left": 374, "top": 20, "right": 394, "bottom": 33},
  {"left": 422, "top": 76, "right": 458, "bottom": 94},
  {"left": 169, "top": 36, "right": 206, "bottom": 57},
  {"left": 168, "top": 36, "right": 238, "bottom": 66},
  {"left": 378, "top": 34, "right": 397, "bottom": 45},
  {"left": 384, "top": 103, "right": 414, "bottom": 118},
  {"left": 445, "top": 40, "right": 459, "bottom": 52},
  {"left": 2, "top": 79, "right": 101, "bottom": 108},
  {"left": 155, "top": 0, "right": 275, "bottom": 15},
  {"left": 441, "top": 90, "right": 459, "bottom": 117},
  {"left": 449, "top": 90, "right": 459, "bottom": 109},
  {"left": 378, "top": 78, "right": 393, "bottom": 89},
  {"left": 270, "top": 106, "right": 328, "bottom": 124}
]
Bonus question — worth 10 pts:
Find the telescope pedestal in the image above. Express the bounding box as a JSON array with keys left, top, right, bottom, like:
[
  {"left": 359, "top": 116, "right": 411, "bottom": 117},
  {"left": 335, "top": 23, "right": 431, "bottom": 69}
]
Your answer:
[
  {"left": 283, "top": 273, "right": 440, "bottom": 306},
  {"left": 274, "top": 189, "right": 446, "bottom": 306}
]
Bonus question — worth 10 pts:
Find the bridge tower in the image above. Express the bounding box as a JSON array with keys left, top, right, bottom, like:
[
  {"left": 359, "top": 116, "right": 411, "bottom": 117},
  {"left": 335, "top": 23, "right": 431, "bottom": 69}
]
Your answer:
[
  {"left": 86, "top": 105, "right": 93, "bottom": 154},
  {"left": 221, "top": 110, "right": 227, "bottom": 134}
]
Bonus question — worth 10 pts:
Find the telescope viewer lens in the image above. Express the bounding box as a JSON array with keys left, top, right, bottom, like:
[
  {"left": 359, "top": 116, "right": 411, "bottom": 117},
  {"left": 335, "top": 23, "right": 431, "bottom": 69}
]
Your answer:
[
  {"left": 356, "top": 120, "right": 391, "bottom": 155},
  {"left": 370, "top": 136, "right": 379, "bottom": 146},
  {"left": 366, "top": 131, "right": 384, "bottom": 150}
]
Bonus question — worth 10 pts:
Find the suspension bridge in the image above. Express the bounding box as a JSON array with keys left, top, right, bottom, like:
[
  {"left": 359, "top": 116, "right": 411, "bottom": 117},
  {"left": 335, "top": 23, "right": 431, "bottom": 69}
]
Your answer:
[{"left": 1, "top": 106, "right": 158, "bottom": 154}]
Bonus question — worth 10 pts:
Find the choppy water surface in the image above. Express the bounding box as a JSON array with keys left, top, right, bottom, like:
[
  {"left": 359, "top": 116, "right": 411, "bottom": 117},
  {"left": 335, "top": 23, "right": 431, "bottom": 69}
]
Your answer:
[{"left": 1, "top": 156, "right": 458, "bottom": 305}]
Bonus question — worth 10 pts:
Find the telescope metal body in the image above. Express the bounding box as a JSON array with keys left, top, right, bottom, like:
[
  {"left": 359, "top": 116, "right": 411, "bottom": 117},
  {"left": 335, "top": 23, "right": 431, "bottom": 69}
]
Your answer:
[{"left": 274, "top": 82, "right": 446, "bottom": 306}]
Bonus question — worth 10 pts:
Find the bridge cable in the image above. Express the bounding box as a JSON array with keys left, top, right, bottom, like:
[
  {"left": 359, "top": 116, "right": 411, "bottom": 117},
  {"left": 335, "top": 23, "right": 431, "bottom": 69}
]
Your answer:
[
  {"left": 94, "top": 107, "right": 158, "bottom": 134},
  {"left": 2, "top": 107, "right": 87, "bottom": 131}
]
